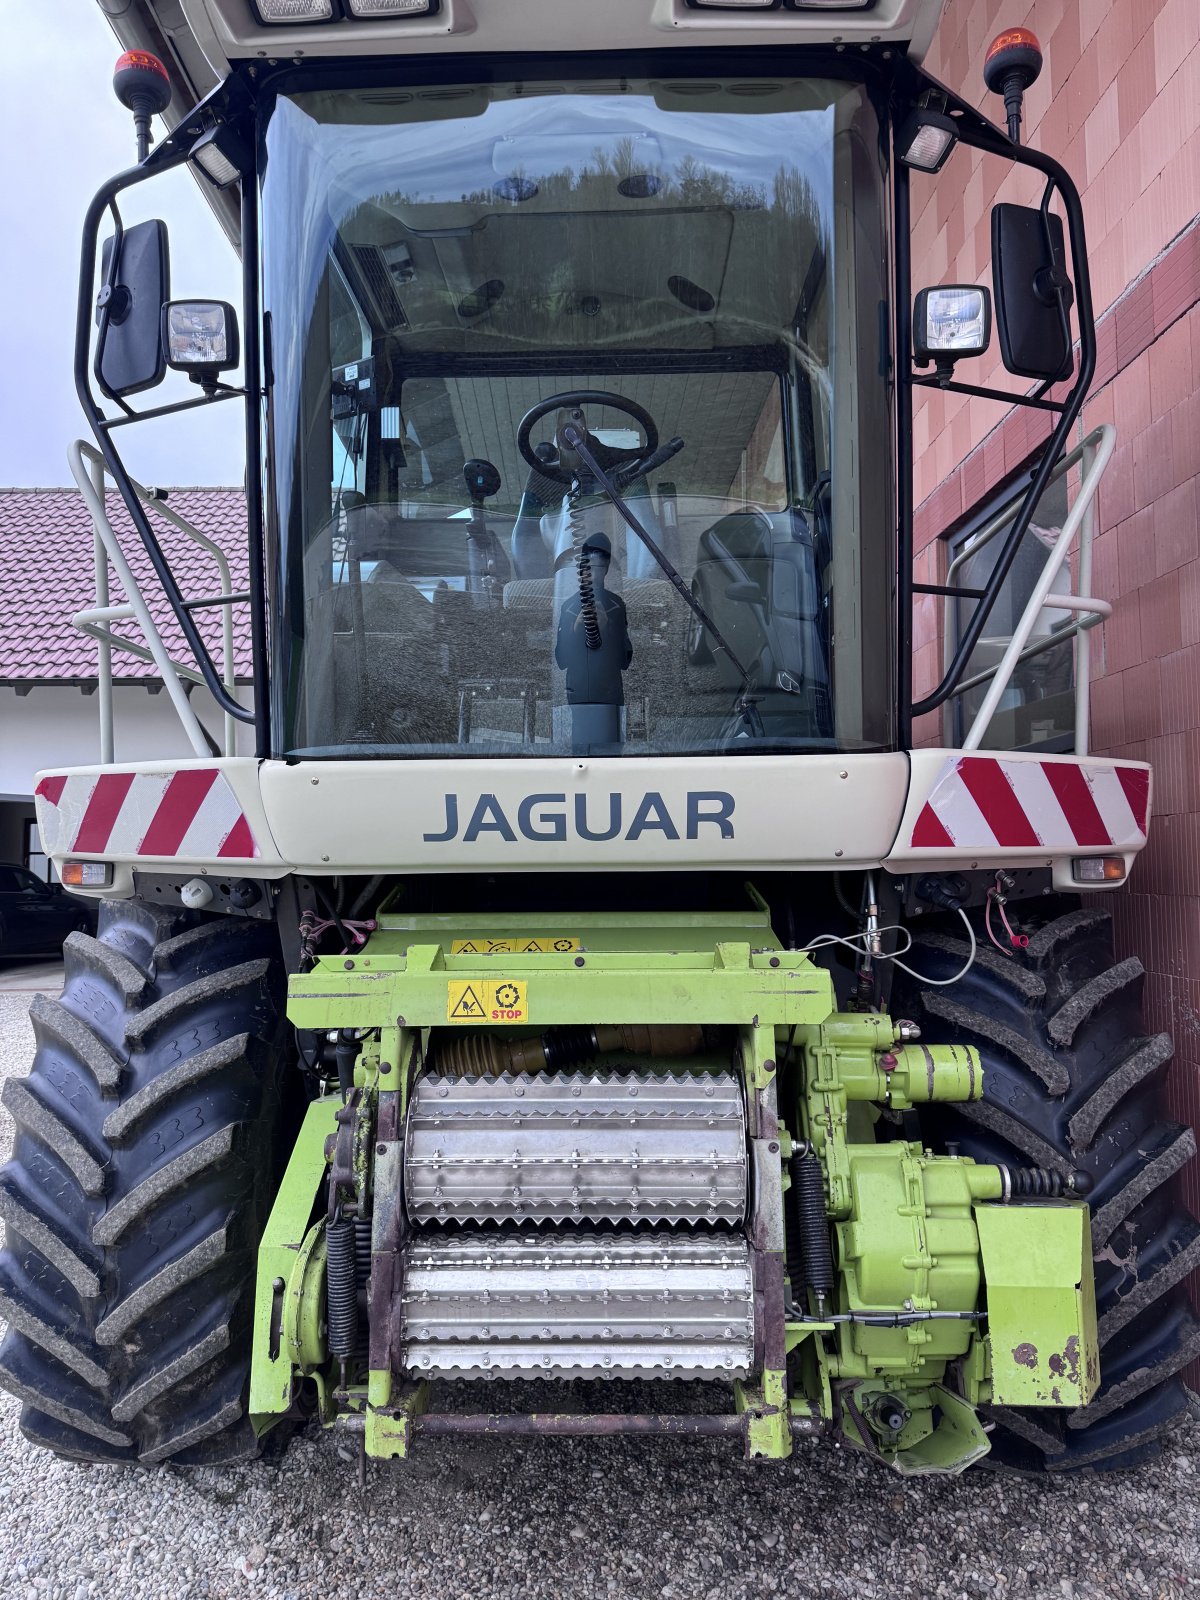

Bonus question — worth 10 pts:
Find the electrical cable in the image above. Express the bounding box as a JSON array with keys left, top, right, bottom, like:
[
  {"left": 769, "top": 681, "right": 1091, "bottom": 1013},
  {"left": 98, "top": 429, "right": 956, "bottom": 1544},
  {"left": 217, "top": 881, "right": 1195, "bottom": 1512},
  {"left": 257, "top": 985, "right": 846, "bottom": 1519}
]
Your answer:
[{"left": 801, "top": 906, "right": 977, "bottom": 987}]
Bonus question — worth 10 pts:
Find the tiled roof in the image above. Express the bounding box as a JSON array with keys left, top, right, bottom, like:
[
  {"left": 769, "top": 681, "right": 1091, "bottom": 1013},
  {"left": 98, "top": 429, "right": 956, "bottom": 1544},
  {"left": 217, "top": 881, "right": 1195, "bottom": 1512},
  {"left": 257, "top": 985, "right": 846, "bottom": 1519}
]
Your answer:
[{"left": 0, "top": 487, "right": 252, "bottom": 683}]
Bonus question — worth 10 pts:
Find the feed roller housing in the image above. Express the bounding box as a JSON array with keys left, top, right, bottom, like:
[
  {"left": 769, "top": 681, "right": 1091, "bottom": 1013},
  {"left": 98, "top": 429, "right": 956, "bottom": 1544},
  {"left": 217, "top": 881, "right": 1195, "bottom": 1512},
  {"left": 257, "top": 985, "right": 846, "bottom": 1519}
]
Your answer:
[{"left": 251, "top": 902, "right": 1099, "bottom": 1471}]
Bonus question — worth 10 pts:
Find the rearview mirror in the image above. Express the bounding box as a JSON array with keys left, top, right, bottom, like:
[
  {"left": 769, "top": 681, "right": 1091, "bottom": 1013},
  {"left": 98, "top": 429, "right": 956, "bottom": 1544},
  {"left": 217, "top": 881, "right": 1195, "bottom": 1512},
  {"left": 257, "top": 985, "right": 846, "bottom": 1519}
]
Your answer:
[
  {"left": 96, "top": 218, "right": 170, "bottom": 398},
  {"left": 913, "top": 285, "right": 992, "bottom": 366},
  {"left": 991, "top": 202, "right": 1074, "bottom": 381}
]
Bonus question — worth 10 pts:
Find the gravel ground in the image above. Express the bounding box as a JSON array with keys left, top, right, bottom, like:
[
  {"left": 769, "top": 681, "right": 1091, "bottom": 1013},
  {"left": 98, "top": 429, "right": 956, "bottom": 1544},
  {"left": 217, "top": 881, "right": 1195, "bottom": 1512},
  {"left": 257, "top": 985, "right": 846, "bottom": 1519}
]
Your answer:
[{"left": 1, "top": 990, "right": 1198, "bottom": 1600}]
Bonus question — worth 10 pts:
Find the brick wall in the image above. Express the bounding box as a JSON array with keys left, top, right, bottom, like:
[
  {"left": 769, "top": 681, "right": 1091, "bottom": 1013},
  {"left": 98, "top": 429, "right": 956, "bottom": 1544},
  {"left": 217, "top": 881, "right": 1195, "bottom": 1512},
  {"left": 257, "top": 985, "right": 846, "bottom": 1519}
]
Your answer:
[{"left": 910, "top": 0, "right": 1200, "bottom": 1362}]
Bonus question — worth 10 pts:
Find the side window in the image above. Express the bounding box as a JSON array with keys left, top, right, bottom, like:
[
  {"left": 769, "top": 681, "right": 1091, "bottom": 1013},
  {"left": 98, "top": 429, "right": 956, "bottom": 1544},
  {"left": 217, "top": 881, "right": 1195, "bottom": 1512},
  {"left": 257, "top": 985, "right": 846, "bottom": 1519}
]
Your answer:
[
  {"left": 24, "top": 820, "right": 51, "bottom": 884},
  {"left": 12, "top": 868, "right": 42, "bottom": 894},
  {"left": 0, "top": 868, "right": 21, "bottom": 894},
  {"left": 948, "top": 471, "right": 1074, "bottom": 752}
]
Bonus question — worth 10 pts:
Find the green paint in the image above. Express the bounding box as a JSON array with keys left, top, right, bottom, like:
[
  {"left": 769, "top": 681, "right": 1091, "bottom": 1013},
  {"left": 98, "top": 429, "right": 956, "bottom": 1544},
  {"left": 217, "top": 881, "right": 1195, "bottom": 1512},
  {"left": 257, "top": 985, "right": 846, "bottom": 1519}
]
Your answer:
[
  {"left": 830, "top": 1145, "right": 1000, "bottom": 1380},
  {"left": 365, "top": 1380, "right": 430, "bottom": 1460},
  {"left": 841, "top": 1381, "right": 991, "bottom": 1475},
  {"left": 265, "top": 906, "right": 1100, "bottom": 1471},
  {"left": 976, "top": 1201, "right": 1100, "bottom": 1406},
  {"left": 250, "top": 1098, "right": 339, "bottom": 1429}
]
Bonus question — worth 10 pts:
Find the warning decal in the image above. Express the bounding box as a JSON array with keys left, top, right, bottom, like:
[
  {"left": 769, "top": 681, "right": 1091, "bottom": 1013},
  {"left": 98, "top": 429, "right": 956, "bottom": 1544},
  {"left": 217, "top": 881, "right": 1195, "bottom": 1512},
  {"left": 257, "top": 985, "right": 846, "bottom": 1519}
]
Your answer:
[
  {"left": 446, "top": 978, "right": 529, "bottom": 1024},
  {"left": 451, "top": 937, "right": 579, "bottom": 955}
]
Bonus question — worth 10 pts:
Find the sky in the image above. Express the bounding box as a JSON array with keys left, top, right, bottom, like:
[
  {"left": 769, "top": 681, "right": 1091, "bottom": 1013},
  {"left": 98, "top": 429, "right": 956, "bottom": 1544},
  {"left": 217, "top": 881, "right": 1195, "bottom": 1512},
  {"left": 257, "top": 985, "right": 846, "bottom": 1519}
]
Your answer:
[{"left": 0, "top": 1, "right": 244, "bottom": 487}]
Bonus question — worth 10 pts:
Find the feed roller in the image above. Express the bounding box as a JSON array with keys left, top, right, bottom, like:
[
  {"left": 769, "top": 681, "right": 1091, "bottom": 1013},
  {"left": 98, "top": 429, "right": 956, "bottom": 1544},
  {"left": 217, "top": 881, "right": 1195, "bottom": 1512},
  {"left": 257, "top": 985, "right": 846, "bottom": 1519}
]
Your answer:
[
  {"left": 400, "top": 1232, "right": 755, "bottom": 1381},
  {"left": 404, "top": 1070, "right": 747, "bottom": 1227}
]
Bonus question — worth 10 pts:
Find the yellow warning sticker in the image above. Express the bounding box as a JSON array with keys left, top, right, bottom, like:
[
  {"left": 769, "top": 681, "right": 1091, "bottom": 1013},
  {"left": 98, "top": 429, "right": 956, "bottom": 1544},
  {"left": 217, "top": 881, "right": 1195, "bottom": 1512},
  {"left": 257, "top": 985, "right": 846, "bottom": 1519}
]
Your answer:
[
  {"left": 446, "top": 979, "right": 529, "bottom": 1024},
  {"left": 450, "top": 937, "right": 579, "bottom": 955}
]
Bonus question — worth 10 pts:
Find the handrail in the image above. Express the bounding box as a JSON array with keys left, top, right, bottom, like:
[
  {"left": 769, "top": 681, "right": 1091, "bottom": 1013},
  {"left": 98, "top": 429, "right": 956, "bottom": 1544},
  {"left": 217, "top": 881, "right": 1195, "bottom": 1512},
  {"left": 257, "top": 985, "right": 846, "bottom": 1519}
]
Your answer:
[
  {"left": 941, "top": 424, "right": 1115, "bottom": 754},
  {"left": 69, "top": 439, "right": 247, "bottom": 760},
  {"left": 948, "top": 595, "right": 1112, "bottom": 698}
]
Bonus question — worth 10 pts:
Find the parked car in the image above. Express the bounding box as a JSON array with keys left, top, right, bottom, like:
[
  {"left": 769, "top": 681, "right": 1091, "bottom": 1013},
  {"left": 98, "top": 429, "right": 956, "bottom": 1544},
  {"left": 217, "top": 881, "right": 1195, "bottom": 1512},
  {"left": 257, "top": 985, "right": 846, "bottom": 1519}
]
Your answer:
[{"left": 0, "top": 865, "right": 93, "bottom": 958}]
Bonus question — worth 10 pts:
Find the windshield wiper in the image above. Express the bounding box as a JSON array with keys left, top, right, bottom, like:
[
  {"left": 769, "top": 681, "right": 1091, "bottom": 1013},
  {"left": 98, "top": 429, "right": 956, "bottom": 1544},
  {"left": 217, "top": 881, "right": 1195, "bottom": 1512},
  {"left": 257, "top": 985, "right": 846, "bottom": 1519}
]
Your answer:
[{"left": 559, "top": 422, "right": 764, "bottom": 738}]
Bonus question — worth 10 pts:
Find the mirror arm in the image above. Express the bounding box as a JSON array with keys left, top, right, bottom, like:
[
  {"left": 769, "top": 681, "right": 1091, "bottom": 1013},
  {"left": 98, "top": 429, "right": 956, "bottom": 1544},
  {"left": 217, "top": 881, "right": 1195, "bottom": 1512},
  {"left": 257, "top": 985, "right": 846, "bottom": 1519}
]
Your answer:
[
  {"left": 903, "top": 78, "right": 1096, "bottom": 719},
  {"left": 909, "top": 373, "right": 1066, "bottom": 413},
  {"left": 74, "top": 151, "right": 254, "bottom": 727},
  {"left": 97, "top": 386, "right": 249, "bottom": 431}
]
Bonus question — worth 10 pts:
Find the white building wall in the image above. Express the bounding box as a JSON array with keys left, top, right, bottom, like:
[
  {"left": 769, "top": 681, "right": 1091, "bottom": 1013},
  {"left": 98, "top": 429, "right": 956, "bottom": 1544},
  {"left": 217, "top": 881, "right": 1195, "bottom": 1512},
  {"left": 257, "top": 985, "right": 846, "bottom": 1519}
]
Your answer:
[{"left": 0, "top": 683, "right": 257, "bottom": 797}]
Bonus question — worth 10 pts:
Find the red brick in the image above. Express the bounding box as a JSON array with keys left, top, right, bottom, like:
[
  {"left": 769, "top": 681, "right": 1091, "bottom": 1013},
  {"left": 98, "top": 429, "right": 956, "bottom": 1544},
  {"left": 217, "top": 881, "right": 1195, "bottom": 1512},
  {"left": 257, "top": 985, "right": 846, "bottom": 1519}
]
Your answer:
[
  {"left": 1105, "top": 582, "right": 1147, "bottom": 672},
  {"left": 1090, "top": 669, "right": 1126, "bottom": 745},
  {"left": 1169, "top": 387, "right": 1200, "bottom": 485},
  {"left": 1097, "top": 0, "right": 1139, "bottom": 95},
  {"left": 1120, "top": 656, "right": 1163, "bottom": 734},
  {"left": 1160, "top": 643, "right": 1200, "bottom": 730},
  {"left": 1152, "top": 228, "right": 1200, "bottom": 342},
  {"left": 1154, "top": 0, "right": 1200, "bottom": 90},
  {"left": 1180, "top": 559, "right": 1200, "bottom": 647},
  {"left": 1117, "top": 278, "right": 1159, "bottom": 372},
  {"left": 1147, "top": 729, "right": 1200, "bottom": 814},
  {"left": 1154, "top": 476, "right": 1200, "bottom": 576},
  {"left": 1139, "top": 569, "right": 1185, "bottom": 651},
  {"left": 1134, "top": 411, "right": 1176, "bottom": 507},
  {"left": 1092, "top": 310, "right": 1120, "bottom": 391},
  {"left": 1112, "top": 353, "right": 1153, "bottom": 440},
  {"left": 1090, "top": 527, "right": 1120, "bottom": 599},
  {"left": 1149, "top": 316, "right": 1195, "bottom": 419},
  {"left": 1099, "top": 440, "right": 1135, "bottom": 528},
  {"left": 1116, "top": 504, "right": 1155, "bottom": 593}
]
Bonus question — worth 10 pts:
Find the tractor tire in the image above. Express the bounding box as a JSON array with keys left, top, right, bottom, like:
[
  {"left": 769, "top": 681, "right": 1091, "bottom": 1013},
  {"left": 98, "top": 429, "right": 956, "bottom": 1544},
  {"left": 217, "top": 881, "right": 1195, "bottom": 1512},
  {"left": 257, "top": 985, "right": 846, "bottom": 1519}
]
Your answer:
[
  {"left": 0, "top": 899, "right": 292, "bottom": 1465},
  {"left": 892, "top": 900, "right": 1199, "bottom": 1471}
]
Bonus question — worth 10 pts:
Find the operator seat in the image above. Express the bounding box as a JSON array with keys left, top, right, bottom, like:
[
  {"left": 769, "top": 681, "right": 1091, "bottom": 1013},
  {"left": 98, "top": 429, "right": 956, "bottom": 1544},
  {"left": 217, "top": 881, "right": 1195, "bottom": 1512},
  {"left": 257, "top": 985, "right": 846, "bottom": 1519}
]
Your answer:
[{"left": 690, "top": 507, "right": 832, "bottom": 737}]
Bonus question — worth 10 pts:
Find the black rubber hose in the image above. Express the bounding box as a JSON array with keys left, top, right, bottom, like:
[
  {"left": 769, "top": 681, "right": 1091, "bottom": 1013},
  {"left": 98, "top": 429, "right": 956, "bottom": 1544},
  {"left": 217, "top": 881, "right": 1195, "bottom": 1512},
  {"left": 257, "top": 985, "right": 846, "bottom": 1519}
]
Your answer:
[
  {"left": 539, "top": 1026, "right": 598, "bottom": 1070},
  {"left": 794, "top": 1153, "right": 834, "bottom": 1307},
  {"left": 334, "top": 1030, "right": 361, "bottom": 1103},
  {"left": 326, "top": 1218, "right": 359, "bottom": 1362},
  {"left": 1008, "top": 1165, "right": 1094, "bottom": 1199}
]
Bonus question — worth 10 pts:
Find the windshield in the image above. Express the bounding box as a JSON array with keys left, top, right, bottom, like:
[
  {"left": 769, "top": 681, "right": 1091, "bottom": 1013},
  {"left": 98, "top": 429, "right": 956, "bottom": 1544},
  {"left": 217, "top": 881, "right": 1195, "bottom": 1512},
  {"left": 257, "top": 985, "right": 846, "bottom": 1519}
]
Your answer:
[{"left": 261, "top": 71, "right": 893, "bottom": 758}]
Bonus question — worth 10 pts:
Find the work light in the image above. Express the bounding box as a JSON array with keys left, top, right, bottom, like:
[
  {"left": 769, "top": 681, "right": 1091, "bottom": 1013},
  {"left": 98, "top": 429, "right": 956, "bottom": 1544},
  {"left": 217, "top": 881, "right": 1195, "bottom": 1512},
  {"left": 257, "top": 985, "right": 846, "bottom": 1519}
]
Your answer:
[
  {"left": 897, "top": 108, "right": 959, "bottom": 172},
  {"left": 161, "top": 301, "right": 240, "bottom": 378},
  {"left": 251, "top": 0, "right": 334, "bottom": 21},
  {"left": 912, "top": 286, "right": 992, "bottom": 364},
  {"left": 344, "top": 0, "right": 436, "bottom": 13}
]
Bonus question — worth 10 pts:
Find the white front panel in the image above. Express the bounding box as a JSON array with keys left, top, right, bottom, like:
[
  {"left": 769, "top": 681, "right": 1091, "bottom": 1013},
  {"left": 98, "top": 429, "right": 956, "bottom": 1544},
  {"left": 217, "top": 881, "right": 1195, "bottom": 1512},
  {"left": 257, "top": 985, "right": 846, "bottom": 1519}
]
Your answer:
[
  {"left": 258, "top": 753, "right": 911, "bottom": 871},
  {"left": 189, "top": 0, "right": 944, "bottom": 66}
]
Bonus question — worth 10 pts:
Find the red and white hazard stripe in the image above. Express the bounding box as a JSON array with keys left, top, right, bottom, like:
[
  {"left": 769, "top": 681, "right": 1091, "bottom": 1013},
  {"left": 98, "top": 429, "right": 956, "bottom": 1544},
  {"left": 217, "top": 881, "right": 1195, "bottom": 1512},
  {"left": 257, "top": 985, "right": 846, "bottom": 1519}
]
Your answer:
[
  {"left": 34, "top": 769, "right": 257, "bottom": 860},
  {"left": 910, "top": 756, "right": 1150, "bottom": 852}
]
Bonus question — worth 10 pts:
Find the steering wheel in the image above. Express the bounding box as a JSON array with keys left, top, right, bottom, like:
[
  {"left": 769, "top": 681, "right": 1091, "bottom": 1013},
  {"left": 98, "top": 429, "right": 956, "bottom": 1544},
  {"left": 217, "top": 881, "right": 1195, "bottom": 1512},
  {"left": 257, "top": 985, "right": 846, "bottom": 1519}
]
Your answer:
[{"left": 517, "top": 390, "right": 659, "bottom": 485}]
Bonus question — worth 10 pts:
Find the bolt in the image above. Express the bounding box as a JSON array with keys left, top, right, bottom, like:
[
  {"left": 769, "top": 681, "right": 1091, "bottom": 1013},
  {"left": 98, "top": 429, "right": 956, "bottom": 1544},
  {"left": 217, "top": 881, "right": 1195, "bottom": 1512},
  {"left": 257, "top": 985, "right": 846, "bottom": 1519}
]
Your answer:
[
  {"left": 879, "top": 1051, "right": 898, "bottom": 1072},
  {"left": 311, "top": 777, "right": 319, "bottom": 785},
  {"left": 895, "top": 1019, "right": 921, "bottom": 1042},
  {"left": 575, "top": 955, "right": 585, "bottom": 967},
  {"left": 768, "top": 1142, "right": 779, "bottom": 1154},
  {"left": 272, "top": 1276, "right": 286, "bottom": 1292},
  {"left": 763, "top": 1057, "right": 775, "bottom": 1073},
  {"left": 344, "top": 959, "right": 354, "bottom": 970},
  {"left": 380, "top": 1061, "right": 391, "bottom": 1074},
  {"left": 376, "top": 1143, "right": 387, "bottom": 1156},
  {"left": 835, "top": 849, "right": 844, "bottom": 858},
  {"left": 769, "top": 956, "right": 780, "bottom": 968}
]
